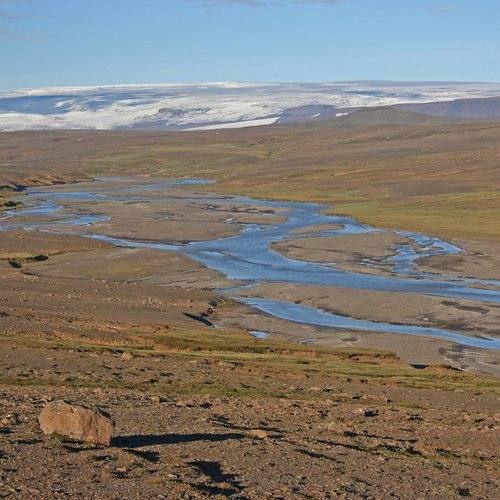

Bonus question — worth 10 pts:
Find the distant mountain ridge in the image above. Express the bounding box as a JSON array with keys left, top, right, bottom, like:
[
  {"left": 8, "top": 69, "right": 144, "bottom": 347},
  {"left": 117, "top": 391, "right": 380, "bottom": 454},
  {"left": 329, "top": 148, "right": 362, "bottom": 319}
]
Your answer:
[
  {"left": 280, "top": 107, "right": 472, "bottom": 130},
  {"left": 394, "top": 96, "right": 500, "bottom": 119},
  {"left": 1, "top": 81, "right": 500, "bottom": 132}
]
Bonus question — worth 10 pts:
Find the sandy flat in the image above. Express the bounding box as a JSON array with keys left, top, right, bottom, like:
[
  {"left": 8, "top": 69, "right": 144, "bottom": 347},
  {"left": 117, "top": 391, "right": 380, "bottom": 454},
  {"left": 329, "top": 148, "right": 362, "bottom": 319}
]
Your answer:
[
  {"left": 221, "top": 282, "right": 500, "bottom": 376},
  {"left": 416, "top": 237, "right": 500, "bottom": 281},
  {"left": 271, "top": 232, "right": 411, "bottom": 268},
  {"left": 230, "top": 282, "right": 500, "bottom": 337},
  {"left": 27, "top": 179, "right": 288, "bottom": 244},
  {"left": 214, "top": 300, "right": 500, "bottom": 376},
  {"left": 31, "top": 246, "right": 236, "bottom": 291},
  {"left": 0, "top": 229, "right": 114, "bottom": 256},
  {"left": 289, "top": 223, "right": 345, "bottom": 234}
]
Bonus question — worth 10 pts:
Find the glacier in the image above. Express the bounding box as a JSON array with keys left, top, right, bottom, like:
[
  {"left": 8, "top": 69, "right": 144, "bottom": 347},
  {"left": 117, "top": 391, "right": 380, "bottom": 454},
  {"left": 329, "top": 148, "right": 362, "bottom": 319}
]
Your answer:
[{"left": 1, "top": 81, "right": 500, "bottom": 132}]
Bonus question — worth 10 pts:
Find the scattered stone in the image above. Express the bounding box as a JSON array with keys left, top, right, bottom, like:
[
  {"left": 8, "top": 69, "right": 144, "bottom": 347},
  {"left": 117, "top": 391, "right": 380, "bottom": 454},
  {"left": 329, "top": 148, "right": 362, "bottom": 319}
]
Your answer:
[
  {"left": 0, "top": 414, "right": 21, "bottom": 426},
  {"left": 355, "top": 408, "right": 379, "bottom": 417},
  {"left": 38, "top": 400, "right": 115, "bottom": 446},
  {"left": 120, "top": 352, "right": 133, "bottom": 360},
  {"left": 247, "top": 429, "right": 269, "bottom": 440},
  {"left": 333, "top": 392, "right": 351, "bottom": 399}
]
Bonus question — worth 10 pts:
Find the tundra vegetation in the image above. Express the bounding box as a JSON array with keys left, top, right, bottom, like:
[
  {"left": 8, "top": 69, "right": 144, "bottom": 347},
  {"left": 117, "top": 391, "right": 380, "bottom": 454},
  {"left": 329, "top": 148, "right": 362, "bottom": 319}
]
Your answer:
[{"left": 0, "top": 113, "right": 499, "bottom": 497}]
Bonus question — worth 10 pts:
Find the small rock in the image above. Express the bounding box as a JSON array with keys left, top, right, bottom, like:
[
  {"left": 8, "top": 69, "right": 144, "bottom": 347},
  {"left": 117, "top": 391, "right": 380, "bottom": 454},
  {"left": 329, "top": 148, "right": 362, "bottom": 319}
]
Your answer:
[
  {"left": 333, "top": 392, "right": 351, "bottom": 399},
  {"left": 247, "top": 429, "right": 269, "bottom": 439},
  {"left": 120, "top": 352, "right": 133, "bottom": 360},
  {"left": 149, "top": 395, "right": 162, "bottom": 403},
  {"left": 355, "top": 408, "right": 379, "bottom": 417},
  {"left": 39, "top": 400, "right": 115, "bottom": 446}
]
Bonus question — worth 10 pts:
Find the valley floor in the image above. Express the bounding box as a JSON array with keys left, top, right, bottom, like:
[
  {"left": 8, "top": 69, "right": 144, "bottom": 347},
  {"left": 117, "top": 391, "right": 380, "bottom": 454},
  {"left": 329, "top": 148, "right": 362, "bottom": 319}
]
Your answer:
[
  {"left": 0, "top": 230, "right": 499, "bottom": 498},
  {"left": 1, "top": 121, "right": 500, "bottom": 498}
]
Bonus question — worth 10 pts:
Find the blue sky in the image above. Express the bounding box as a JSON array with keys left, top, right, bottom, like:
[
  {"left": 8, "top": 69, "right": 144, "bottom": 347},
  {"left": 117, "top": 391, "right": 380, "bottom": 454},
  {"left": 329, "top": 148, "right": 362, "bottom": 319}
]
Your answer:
[{"left": 1, "top": 0, "right": 499, "bottom": 90}]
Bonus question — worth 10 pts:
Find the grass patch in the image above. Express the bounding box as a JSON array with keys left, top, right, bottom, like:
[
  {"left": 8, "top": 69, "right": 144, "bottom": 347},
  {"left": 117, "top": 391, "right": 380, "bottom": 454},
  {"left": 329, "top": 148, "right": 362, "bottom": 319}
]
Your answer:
[
  {"left": 2, "top": 329, "right": 497, "bottom": 395},
  {"left": 0, "top": 187, "right": 23, "bottom": 213},
  {"left": 149, "top": 327, "right": 395, "bottom": 360}
]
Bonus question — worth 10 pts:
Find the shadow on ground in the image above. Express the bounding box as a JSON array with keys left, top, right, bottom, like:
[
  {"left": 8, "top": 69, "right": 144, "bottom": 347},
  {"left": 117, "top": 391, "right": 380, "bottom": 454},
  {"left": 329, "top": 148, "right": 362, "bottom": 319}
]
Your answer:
[{"left": 112, "top": 432, "right": 247, "bottom": 448}]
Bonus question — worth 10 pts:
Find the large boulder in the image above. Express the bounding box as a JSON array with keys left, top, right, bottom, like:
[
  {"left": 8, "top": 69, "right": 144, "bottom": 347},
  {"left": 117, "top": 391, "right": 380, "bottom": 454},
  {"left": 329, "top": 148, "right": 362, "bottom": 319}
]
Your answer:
[{"left": 38, "top": 400, "right": 115, "bottom": 446}]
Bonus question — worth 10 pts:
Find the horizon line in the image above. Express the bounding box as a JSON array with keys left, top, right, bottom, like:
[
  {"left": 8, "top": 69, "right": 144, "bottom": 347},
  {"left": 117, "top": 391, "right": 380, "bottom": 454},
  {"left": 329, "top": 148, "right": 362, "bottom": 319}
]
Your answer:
[{"left": 2, "top": 79, "right": 499, "bottom": 94}]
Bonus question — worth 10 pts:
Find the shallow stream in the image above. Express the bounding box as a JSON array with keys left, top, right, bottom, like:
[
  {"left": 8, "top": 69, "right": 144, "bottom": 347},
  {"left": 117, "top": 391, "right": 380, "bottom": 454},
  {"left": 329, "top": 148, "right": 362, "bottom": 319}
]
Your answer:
[{"left": 2, "top": 178, "right": 500, "bottom": 350}]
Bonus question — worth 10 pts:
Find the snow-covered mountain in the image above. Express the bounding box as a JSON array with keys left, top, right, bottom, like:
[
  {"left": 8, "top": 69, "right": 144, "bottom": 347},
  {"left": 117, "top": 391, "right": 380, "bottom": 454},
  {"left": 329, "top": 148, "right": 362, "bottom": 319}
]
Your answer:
[{"left": 1, "top": 81, "right": 500, "bottom": 132}]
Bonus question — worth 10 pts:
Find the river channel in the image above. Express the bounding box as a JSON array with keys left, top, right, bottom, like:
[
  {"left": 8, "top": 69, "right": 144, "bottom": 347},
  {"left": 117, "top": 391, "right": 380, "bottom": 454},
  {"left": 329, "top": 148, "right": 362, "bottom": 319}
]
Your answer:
[{"left": 2, "top": 178, "right": 500, "bottom": 350}]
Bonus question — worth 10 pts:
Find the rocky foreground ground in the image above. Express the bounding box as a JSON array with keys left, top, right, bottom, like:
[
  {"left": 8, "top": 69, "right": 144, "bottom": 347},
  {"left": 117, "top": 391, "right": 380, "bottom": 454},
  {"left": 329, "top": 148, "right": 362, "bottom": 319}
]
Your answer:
[
  {"left": 1, "top": 344, "right": 499, "bottom": 499},
  {"left": 0, "top": 236, "right": 499, "bottom": 498}
]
